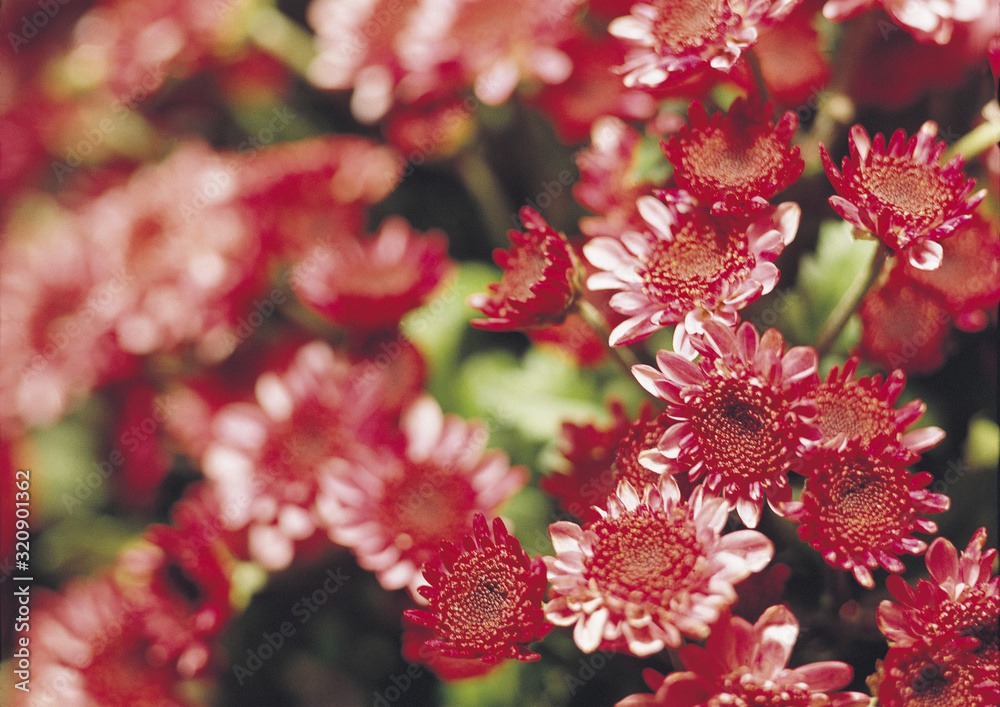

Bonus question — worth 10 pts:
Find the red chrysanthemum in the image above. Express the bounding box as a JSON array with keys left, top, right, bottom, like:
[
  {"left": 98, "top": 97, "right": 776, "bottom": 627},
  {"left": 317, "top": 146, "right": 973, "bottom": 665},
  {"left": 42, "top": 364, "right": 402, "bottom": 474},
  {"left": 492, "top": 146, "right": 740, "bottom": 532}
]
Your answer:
[
  {"left": 291, "top": 215, "right": 454, "bottom": 334},
  {"left": 870, "top": 636, "right": 1000, "bottom": 707},
  {"left": 820, "top": 121, "right": 986, "bottom": 270},
  {"left": 858, "top": 273, "right": 952, "bottom": 374},
  {"left": 897, "top": 211, "right": 1000, "bottom": 332},
  {"left": 542, "top": 399, "right": 696, "bottom": 523},
  {"left": 617, "top": 605, "right": 871, "bottom": 706},
  {"left": 468, "top": 207, "right": 583, "bottom": 331},
  {"left": 317, "top": 395, "right": 527, "bottom": 598},
  {"left": 544, "top": 479, "right": 774, "bottom": 656},
  {"left": 878, "top": 528, "right": 998, "bottom": 657},
  {"left": 782, "top": 437, "right": 950, "bottom": 588},
  {"left": 803, "top": 355, "right": 944, "bottom": 458},
  {"left": 585, "top": 198, "right": 799, "bottom": 351},
  {"left": 659, "top": 98, "right": 804, "bottom": 216},
  {"left": 541, "top": 399, "right": 637, "bottom": 522},
  {"left": 404, "top": 514, "right": 551, "bottom": 668},
  {"left": 609, "top": 0, "right": 801, "bottom": 88},
  {"left": 633, "top": 321, "right": 820, "bottom": 527}
]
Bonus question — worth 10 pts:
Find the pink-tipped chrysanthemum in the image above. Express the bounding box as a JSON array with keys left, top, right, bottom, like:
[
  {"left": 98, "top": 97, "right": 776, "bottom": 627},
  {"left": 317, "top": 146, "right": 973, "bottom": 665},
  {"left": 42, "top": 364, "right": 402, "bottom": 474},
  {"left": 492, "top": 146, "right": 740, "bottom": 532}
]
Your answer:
[
  {"left": 782, "top": 437, "right": 950, "bottom": 588},
  {"left": 878, "top": 528, "right": 998, "bottom": 658},
  {"left": 468, "top": 207, "right": 582, "bottom": 331},
  {"left": 544, "top": 479, "right": 774, "bottom": 657},
  {"left": 404, "top": 514, "right": 551, "bottom": 667},
  {"left": 633, "top": 320, "right": 819, "bottom": 527},
  {"left": 870, "top": 636, "right": 1000, "bottom": 707},
  {"left": 291, "top": 216, "right": 453, "bottom": 334},
  {"left": 820, "top": 121, "right": 986, "bottom": 270},
  {"left": 585, "top": 198, "right": 798, "bottom": 351},
  {"left": 806, "top": 355, "right": 944, "bottom": 457},
  {"left": 200, "top": 340, "right": 410, "bottom": 571},
  {"left": 609, "top": 0, "right": 801, "bottom": 88},
  {"left": 660, "top": 98, "right": 804, "bottom": 216},
  {"left": 617, "top": 605, "right": 871, "bottom": 706},
  {"left": 822, "top": 0, "right": 987, "bottom": 45},
  {"left": 317, "top": 395, "right": 527, "bottom": 599}
]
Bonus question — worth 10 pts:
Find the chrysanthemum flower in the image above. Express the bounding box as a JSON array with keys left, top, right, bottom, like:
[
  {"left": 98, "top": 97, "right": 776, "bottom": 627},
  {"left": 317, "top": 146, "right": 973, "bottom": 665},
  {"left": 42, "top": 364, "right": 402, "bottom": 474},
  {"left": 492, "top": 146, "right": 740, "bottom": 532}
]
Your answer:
[
  {"left": 585, "top": 197, "right": 798, "bottom": 350},
  {"left": 897, "top": 211, "right": 1000, "bottom": 332},
  {"left": 805, "top": 355, "right": 944, "bottom": 458},
  {"left": 878, "top": 528, "right": 998, "bottom": 656},
  {"left": 782, "top": 437, "right": 950, "bottom": 588},
  {"left": 822, "top": 0, "right": 987, "bottom": 45},
  {"left": 609, "top": 0, "right": 801, "bottom": 88},
  {"left": 292, "top": 216, "right": 454, "bottom": 334},
  {"left": 201, "top": 340, "right": 410, "bottom": 571},
  {"left": 307, "top": 0, "right": 584, "bottom": 123},
  {"left": 633, "top": 321, "right": 819, "bottom": 527},
  {"left": 660, "top": 98, "right": 804, "bottom": 215},
  {"left": 404, "top": 514, "right": 550, "bottom": 666},
  {"left": 468, "top": 207, "right": 583, "bottom": 331},
  {"left": 859, "top": 273, "right": 952, "bottom": 374},
  {"left": 317, "top": 395, "right": 527, "bottom": 598},
  {"left": 541, "top": 399, "right": 637, "bottom": 522},
  {"left": 30, "top": 522, "right": 234, "bottom": 705},
  {"left": 544, "top": 479, "right": 774, "bottom": 656},
  {"left": 617, "top": 605, "right": 871, "bottom": 706},
  {"left": 869, "top": 636, "right": 999, "bottom": 707},
  {"left": 820, "top": 121, "right": 986, "bottom": 270}
]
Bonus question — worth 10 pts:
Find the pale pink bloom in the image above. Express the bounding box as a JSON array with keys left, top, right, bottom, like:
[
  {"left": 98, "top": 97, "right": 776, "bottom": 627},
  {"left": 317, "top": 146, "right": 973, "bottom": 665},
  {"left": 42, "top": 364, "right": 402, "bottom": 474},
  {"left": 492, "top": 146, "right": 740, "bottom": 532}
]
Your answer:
[
  {"left": 585, "top": 197, "right": 798, "bottom": 353},
  {"left": 307, "top": 0, "right": 584, "bottom": 124},
  {"left": 317, "top": 395, "right": 527, "bottom": 599},
  {"left": 822, "top": 0, "right": 986, "bottom": 44},
  {"left": 633, "top": 320, "right": 819, "bottom": 527},
  {"left": 609, "top": 0, "right": 801, "bottom": 88},
  {"left": 543, "top": 479, "right": 774, "bottom": 657}
]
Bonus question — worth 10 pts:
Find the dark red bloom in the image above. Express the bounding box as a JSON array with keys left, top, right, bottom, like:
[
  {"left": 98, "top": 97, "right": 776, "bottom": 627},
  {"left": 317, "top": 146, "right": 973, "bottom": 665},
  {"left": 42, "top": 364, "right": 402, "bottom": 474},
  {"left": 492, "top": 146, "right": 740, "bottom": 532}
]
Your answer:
[
  {"left": 804, "top": 356, "right": 944, "bottom": 458},
  {"left": 291, "top": 216, "right": 454, "bottom": 334},
  {"left": 820, "top": 121, "right": 985, "bottom": 270},
  {"left": 404, "top": 514, "right": 550, "bottom": 669},
  {"left": 878, "top": 528, "right": 998, "bottom": 658},
  {"left": 858, "top": 274, "right": 952, "bottom": 374},
  {"left": 870, "top": 637, "right": 999, "bottom": 707},
  {"left": 468, "top": 207, "right": 583, "bottom": 331},
  {"left": 782, "top": 437, "right": 950, "bottom": 588},
  {"left": 660, "top": 98, "right": 804, "bottom": 215},
  {"left": 897, "top": 211, "right": 1000, "bottom": 332},
  {"left": 618, "top": 605, "right": 870, "bottom": 706}
]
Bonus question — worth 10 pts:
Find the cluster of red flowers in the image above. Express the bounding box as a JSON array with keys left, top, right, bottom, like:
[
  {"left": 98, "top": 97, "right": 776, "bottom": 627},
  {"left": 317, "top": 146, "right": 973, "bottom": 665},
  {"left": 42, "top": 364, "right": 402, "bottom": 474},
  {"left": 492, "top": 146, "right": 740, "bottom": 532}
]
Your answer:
[{"left": 1, "top": 0, "right": 996, "bottom": 705}]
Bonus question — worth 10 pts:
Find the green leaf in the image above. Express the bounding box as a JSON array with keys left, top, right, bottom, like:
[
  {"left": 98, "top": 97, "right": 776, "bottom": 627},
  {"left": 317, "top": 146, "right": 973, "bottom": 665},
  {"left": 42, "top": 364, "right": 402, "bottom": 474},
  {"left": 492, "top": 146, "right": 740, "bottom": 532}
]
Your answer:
[{"left": 776, "top": 220, "right": 877, "bottom": 351}]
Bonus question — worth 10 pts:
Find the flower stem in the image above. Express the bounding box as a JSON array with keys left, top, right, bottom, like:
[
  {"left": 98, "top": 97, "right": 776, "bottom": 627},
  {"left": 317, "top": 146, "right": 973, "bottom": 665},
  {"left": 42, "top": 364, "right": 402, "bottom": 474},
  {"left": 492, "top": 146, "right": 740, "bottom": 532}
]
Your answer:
[
  {"left": 744, "top": 49, "right": 770, "bottom": 104},
  {"left": 247, "top": 4, "right": 317, "bottom": 79},
  {"left": 453, "top": 147, "right": 518, "bottom": 250},
  {"left": 813, "top": 242, "right": 890, "bottom": 358},
  {"left": 945, "top": 110, "right": 1000, "bottom": 162}
]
